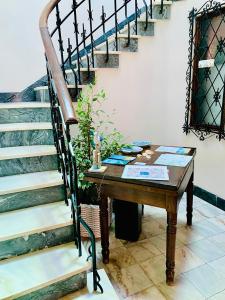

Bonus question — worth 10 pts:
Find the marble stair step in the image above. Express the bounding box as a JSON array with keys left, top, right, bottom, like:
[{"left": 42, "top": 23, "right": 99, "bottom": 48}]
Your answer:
[
  {"left": 0, "top": 202, "right": 74, "bottom": 260},
  {"left": 0, "top": 122, "right": 54, "bottom": 147},
  {"left": 0, "top": 102, "right": 51, "bottom": 124},
  {"left": 0, "top": 243, "right": 90, "bottom": 299},
  {"left": 0, "top": 170, "right": 64, "bottom": 213},
  {"left": 80, "top": 51, "right": 121, "bottom": 69},
  {"left": 65, "top": 69, "right": 95, "bottom": 85},
  {"left": 60, "top": 269, "right": 120, "bottom": 300},
  {"left": 96, "top": 34, "right": 141, "bottom": 53},
  {"left": 0, "top": 145, "right": 58, "bottom": 177}
]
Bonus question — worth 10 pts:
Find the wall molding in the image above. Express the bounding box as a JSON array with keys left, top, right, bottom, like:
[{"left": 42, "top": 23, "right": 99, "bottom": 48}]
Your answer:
[{"left": 194, "top": 185, "right": 225, "bottom": 211}]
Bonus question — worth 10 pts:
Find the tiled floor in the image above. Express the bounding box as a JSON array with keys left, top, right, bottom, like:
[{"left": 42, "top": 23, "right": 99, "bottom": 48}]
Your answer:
[{"left": 85, "top": 195, "right": 225, "bottom": 299}]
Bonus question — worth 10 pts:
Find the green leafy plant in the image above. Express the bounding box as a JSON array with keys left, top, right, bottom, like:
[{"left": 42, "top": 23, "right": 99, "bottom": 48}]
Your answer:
[{"left": 72, "top": 83, "right": 124, "bottom": 204}]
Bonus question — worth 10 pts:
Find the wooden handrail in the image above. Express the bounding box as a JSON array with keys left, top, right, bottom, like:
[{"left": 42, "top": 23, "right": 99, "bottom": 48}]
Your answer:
[{"left": 39, "top": 0, "right": 78, "bottom": 124}]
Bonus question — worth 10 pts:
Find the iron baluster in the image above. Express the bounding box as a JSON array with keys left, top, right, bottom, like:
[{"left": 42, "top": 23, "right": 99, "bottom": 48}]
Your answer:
[
  {"left": 72, "top": 0, "right": 81, "bottom": 85},
  {"left": 81, "top": 23, "right": 90, "bottom": 75},
  {"left": 88, "top": 0, "right": 95, "bottom": 68},
  {"left": 124, "top": 0, "right": 131, "bottom": 47},
  {"left": 135, "top": 0, "right": 138, "bottom": 35},
  {"left": 55, "top": 4, "right": 66, "bottom": 79},
  {"left": 114, "top": 0, "right": 118, "bottom": 51},
  {"left": 101, "top": 6, "right": 109, "bottom": 62},
  {"left": 160, "top": 0, "right": 164, "bottom": 15},
  {"left": 150, "top": 0, "right": 153, "bottom": 18},
  {"left": 67, "top": 38, "right": 79, "bottom": 99},
  {"left": 143, "top": 0, "right": 149, "bottom": 31}
]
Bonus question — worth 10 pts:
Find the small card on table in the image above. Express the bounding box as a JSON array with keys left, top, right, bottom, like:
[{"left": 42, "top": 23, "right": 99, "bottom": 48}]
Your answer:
[{"left": 122, "top": 165, "right": 169, "bottom": 181}]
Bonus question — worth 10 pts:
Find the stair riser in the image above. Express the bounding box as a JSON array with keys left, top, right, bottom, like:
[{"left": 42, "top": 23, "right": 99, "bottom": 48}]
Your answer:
[
  {"left": 0, "top": 130, "right": 54, "bottom": 148},
  {"left": 101, "top": 37, "right": 138, "bottom": 52},
  {"left": 0, "top": 108, "right": 51, "bottom": 124},
  {"left": 82, "top": 54, "right": 119, "bottom": 68},
  {"left": 16, "top": 272, "right": 86, "bottom": 300},
  {"left": 0, "top": 225, "right": 74, "bottom": 261},
  {"left": 0, "top": 186, "right": 65, "bottom": 213},
  {"left": 153, "top": 4, "right": 171, "bottom": 19},
  {"left": 0, "top": 155, "right": 58, "bottom": 177},
  {"left": 94, "top": 53, "right": 119, "bottom": 68},
  {"left": 136, "top": 22, "right": 155, "bottom": 36},
  {"left": 66, "top": 71, "right": 95, "bottom": 85}
]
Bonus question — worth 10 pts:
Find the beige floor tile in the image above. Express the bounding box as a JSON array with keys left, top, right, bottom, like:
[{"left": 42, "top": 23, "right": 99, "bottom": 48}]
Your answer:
[
  {"left": 140, "top": 254, "right": 166, "bottom": 285},
  {"left": 187, "top": 239, "right": 225, "bottom": 263},
  {"left": 183, "top": 264, "right": 225, "bottom": 298},
  {"left": 208, "top": 256, "right": 225, "bottom": 276},
  {"left": 125, "top": 286, "right": 166, "bottom": 300},
  {"left": 105, "top": 246, "right": 136, "bottom": 273},
  {"left": 207, "top": 216, "right": 225, "bottom": 232},
  {"left": 175, "top": 246, "right": 204, "bottom": 274},
  {"left": 157, "top": 275, "right": 205, "bottom": 300},
  {"left": 195, "top": 204, "right": 224, "bottom": 219},
  {"left": 177, "top": 225, "right": 205, "bottom": 245},
  {"left": 148, "top": 234, "right": 184, "bottom": 254},
  {"left": 109, "top": 232, "right": 123, "bottom": 250},
  {"left": 194, "top": 219, "right": 225, "bottom": 238},
  {"left": 141, "top": 219, "right": 166, "bottom": 238},
  {"left": 208, "top": 232, "right": 225, "bottom": 248},
  {"left": 126, "top": 239, "right": 161, "bottom": 263},
  {"left": 110, "top": 264, "right": 153, "bottom": 298},
  {"left": 209, "top": 289, "right": 225, "bottom": 300}
]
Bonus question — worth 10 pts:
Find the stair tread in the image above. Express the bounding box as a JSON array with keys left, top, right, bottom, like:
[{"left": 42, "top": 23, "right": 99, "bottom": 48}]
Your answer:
[
  {"left": 0, "top": 243, "right": 90, "bottom": 299},
  {"left": 60, "top": 269, "right": 120, "bottom": 299},
  {"left": 0, "top": 145, "right": 56, "bottom": 160},
  {"left": 0, "top": 122, "right": 52, "bottom": 132},
  {"left": 0, "top": 170, "right": 63, "bottom": 196},
  {"left": 0, "top": 202, "right": 72, "bottom": 242},
  {"left": 0, "top": 102, "right": 50, "bottom": 109}
]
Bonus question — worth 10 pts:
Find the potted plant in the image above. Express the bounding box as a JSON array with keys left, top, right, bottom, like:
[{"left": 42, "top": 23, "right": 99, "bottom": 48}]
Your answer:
[{"left": 72, "top": 83, "right": 124, "bottom": 238}]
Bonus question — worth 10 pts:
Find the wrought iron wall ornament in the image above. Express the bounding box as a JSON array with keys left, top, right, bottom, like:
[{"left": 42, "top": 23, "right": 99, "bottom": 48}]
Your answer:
[{"left": 184, "top": 0, "right": 225, "bottom": 141}]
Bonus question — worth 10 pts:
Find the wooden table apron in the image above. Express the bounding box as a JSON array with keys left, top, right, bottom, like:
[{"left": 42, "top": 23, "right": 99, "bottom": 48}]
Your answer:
[{"left": 84, "top": 147, "right": 195, "bottom": 285}]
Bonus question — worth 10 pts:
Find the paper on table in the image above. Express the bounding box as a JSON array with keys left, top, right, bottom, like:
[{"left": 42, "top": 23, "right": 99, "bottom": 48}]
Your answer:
[
  {"left": 155, "top": 146, "right": 191, "bottom": 154},
  {"left": 122, "top": 165, "right": 169, "bottom": 181},
  {"left": 154, "top": 154, "right": 192, "bottom": 167}
]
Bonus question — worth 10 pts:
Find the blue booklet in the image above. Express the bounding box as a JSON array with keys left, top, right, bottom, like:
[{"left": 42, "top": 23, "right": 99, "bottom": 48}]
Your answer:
[
  {"left": 102, "top": 158, "right": 129, "bottom": 166},
  {"left": 109, "top": 155, "right": 136, "bottom": 162}
]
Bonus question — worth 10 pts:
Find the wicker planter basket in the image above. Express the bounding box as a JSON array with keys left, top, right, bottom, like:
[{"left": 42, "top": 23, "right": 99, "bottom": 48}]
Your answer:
[{"left": 80, "top": 199, "right": 112, "bottom": 238}]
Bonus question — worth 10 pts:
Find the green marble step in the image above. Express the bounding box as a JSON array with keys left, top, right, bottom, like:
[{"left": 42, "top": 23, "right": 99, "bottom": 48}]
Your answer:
[
  {"left": 0, "top": 122, "right": 54, "bottom": 147},
  {"left": 0, "top": 243, "right": 90, "bottom": 299},
  {"left": 0, "top": 170, "right": 64, "bottom": 213},
  {"left": 0, "top": 145, "right": 58, "bottom": 176},
  {"left": 152, "top": 2, "right": 172, "bottom": 19},
  {"left": 0, "top": 102, "right": 51, "bottom": 124},
  {"left": 0, "top": 202, "right": 73, "bottom": 260}
]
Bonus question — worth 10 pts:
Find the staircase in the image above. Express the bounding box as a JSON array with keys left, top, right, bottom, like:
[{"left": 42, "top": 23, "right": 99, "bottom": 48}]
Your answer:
[{"left": 0, "top": 0, "right": 181, "bottom": 299}]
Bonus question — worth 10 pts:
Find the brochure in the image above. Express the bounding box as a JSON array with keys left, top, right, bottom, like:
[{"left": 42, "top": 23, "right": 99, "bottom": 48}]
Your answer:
[
  {"left": 102, "top": 158, "right": 129, "bottom": 166},
  {"left": 155, "top": 146, "right": 191, "bottom": 154},
  {"left": 122, "top": 165, "right": 169, "bottom": 181},
  {"left": 154, "top": 154, "right": 192, "bottom": 167}
]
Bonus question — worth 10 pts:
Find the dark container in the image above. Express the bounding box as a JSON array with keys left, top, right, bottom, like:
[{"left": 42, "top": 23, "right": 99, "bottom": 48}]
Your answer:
[{"left": 114, "top": 199, "right": 142, "bottom": 241}]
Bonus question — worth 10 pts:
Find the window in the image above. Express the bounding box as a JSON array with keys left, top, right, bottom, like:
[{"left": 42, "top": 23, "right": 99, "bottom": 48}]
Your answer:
[{"left": 184, "top": 1, "right": 225, "bottom": 141}]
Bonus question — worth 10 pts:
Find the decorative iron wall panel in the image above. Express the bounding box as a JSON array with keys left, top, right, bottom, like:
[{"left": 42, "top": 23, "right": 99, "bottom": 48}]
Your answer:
[{"left": 184, "top": 0, "right": 225, "bottom": 141}]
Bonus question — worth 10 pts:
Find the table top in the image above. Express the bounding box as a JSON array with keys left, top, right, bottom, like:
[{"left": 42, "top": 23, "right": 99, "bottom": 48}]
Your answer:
[{"left": 84, "top": 145, "right": 196, "bottom": 191}]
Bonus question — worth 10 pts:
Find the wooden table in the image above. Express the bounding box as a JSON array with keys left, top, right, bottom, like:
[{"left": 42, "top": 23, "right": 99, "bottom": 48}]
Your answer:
[{"left": 85, "top": 145, "right": 196, "bottom": 285}]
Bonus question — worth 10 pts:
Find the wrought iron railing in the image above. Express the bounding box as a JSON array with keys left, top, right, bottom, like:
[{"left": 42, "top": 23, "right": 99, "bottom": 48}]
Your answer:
[{"left": 39, "top": 0, "right": 168, "bottom": 291}]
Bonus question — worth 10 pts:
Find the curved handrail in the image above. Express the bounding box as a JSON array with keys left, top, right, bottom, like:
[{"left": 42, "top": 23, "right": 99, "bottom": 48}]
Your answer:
[{"left": 39, "top": 0, "right": 78, "bottom": 124}]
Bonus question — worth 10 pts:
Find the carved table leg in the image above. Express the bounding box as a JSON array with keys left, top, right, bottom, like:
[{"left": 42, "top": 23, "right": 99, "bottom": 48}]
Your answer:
[
  {"left": 166, "top": 212, "right": 177, "bottom": 285},
  {"left": 99, "top": 193, "right": 109, "bottom": 264},
  {"left": 186, "top": 173, "right": 193, "bottom": 226}
]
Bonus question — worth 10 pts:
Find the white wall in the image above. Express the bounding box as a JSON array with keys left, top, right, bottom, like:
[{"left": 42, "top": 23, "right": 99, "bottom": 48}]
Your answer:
[
  {"left": 1, "top": 0, "right": 225, "bottom": 198},
  {"left": 94, "top": 0, "right": 225, "bottom": 198}
]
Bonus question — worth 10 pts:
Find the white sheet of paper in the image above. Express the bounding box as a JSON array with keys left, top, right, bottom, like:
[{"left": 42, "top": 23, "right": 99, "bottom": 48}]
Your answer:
[
  {"left": 154, "top": 154, "right": 192, "bottom": 167},
  {"left": 155, "top": 146, "right": 191, "bottom": 154},
  {"left": 122, "top": 165, "right": 169, "bottom": 181}
]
